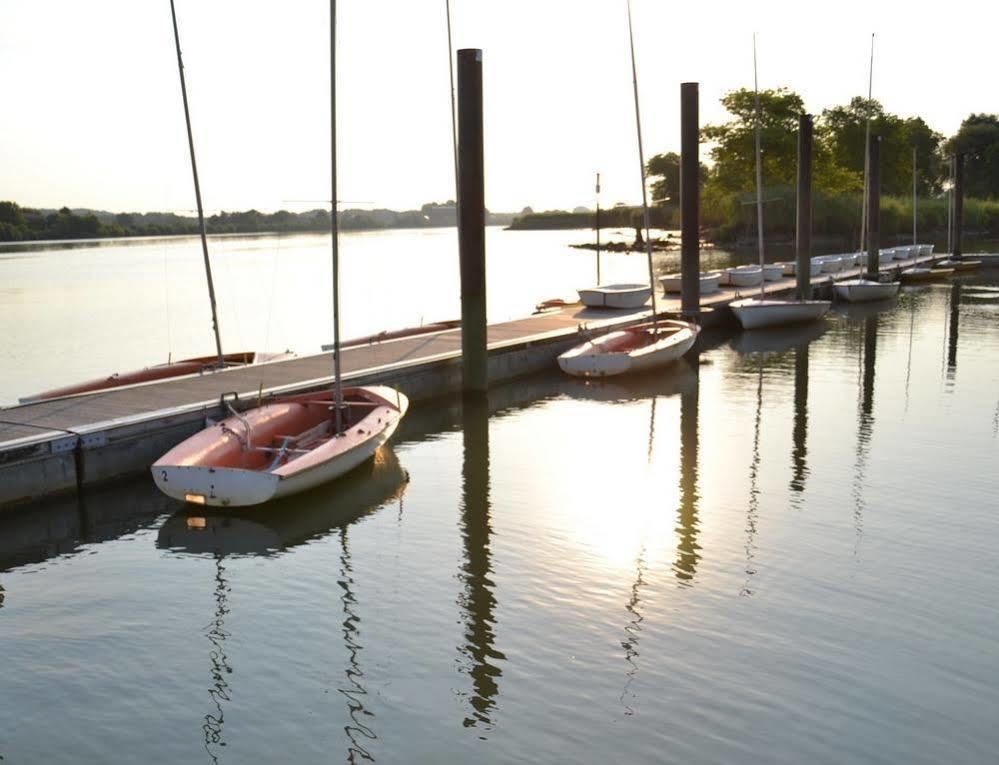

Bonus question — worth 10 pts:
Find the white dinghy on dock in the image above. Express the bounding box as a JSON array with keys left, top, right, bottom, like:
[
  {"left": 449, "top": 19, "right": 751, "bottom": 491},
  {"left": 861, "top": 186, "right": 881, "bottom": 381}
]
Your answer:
[{"left": 577, "top": 284, "right": 652, "bottom": 309}]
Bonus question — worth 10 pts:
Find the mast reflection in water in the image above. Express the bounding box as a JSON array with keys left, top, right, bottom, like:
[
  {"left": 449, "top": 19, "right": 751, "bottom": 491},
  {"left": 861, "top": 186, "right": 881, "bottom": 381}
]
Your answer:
[
  {"left": 790, "top": 343, "right": 810, "bottom": 497},
  {"left": 457, "top": 395, "right": 504, "bottom": 731}
]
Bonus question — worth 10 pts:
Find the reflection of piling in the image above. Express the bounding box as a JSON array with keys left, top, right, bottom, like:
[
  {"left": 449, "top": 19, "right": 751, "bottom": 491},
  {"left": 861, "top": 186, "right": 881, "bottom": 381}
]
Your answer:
[
  {"left": 865, "top": 136, "right": 882, "bottom": 278},
  {"left": 458, "top": 395, "right": 502, "bottom": 727},
  {"left": 680, "top": 82, "right": 700, "bottom": 317},
  {"left": 795, "top": 114, "right": 813, "bottom": 300},
  {"left": 790, "top": 344, "right": 810, "bottom": 493},
  {"left": 948, "top": 282, "right": 961, "bottom": 370},
  {"left": 953, "top": 153, "right": 965, "bottom": 258},
  {"left": 862, "top": 315, "right": 878, "bottom": 419},
  {"left": 675, "top": 357, "right": 701, "bottom": 582},
  {"left": 458, "top": 49, "right": 487, "bottom": 394}
]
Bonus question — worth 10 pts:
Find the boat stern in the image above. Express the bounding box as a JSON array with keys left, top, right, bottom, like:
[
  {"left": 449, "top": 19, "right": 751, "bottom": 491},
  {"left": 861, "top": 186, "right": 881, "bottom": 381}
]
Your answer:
[{"left": 151, "top": 464, "right": 280, "bottom": 507}]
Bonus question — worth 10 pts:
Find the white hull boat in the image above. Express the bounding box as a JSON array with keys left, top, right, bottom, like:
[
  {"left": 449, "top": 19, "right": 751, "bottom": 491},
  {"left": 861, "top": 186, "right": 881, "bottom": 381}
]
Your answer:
[
  {"left": 919, "top": 244, "right": 934, "bottom": 257},
  {"left": 814, "top": 255, "right": 843, "bottom": 273},
  {"left": 834, "top": 279, "right": 901, "bottom": 303},
  {"left": 879, "top": 249, "right": 895, "bottom": 265},
  {"left": 659, "top": 272, "right": 721, "bottom": 295},
  {"left": 558, "top": 320, "right": 699, "bottom": 378},
  {"left": 762, "top": 264, "right": 784, "bottom": 281},
  {"left": 726, "top": 265, "right": 764, "bottom": 287},
  {"left": 893, "top": 246, "right": 913, "bottom": 261},
  {"left": 152, "top": 386, "right": 409, "bottom": 507},
  {"left": 730, "top": 298, "right": 831, "bottom": 330},
  {"left": 577, "top": 284, "right": 651, "bottom": 309}
]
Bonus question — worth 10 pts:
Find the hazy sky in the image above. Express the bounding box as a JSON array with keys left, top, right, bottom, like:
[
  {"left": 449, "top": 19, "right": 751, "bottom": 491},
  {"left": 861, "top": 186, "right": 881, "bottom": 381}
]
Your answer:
[{"left": 1, "top": 0, "right": 992, "bottom": 214}]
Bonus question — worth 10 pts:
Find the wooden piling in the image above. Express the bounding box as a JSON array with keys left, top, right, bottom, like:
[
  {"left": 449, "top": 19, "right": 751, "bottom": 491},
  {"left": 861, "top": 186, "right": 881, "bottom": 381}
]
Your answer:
[
  {"left": 680, "top": 82, "right": 700, "bottom": 317},
  {"left": 457, "top": 49, "right": 487, "bottom": 394},
  {"left": 795, "top": 114, "right": 813, "bottom": 300},
  {"left": 953, "top": 152, "right": 965, "bottom": 258},
  {"left": 865, "top": 136, "right": 882, "bottom": 279}
]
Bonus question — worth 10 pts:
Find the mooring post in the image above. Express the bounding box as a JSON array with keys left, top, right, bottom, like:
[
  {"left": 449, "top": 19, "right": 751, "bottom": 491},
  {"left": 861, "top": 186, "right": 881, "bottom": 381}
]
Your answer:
[
  {"left": 795, "top": 114, "right": 813, "bottom": 300},
  {"left": 680, "top": 82, "right": 700, "bottom": 316},
  {"left": 865, "top": 136, "right": 882, "bottom": 279},
  {"left": 457, "top": 48, "right": 487, "bottom": 395},
  {"left": 953, "top": 152, "right": 965, "bottom": 258}
]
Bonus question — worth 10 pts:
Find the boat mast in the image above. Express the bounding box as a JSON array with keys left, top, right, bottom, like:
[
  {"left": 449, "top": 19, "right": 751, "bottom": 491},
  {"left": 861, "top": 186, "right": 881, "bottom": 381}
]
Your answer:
[
  {"left": 595, "top": 171, "right": 602, "bottom": 284},
  {"left": 445, "top": 0, "right": 459, "bottom": 200},
  {"left": 330, "top": 0, "right": 344, "bottom": 434},
  {"left": 912, "top": 146, "right": 917, "bottom": 245},
  {"left": 168, "top": 0, "right": 224, "bottom": 368},
  {"left": 752, "top": 33, "right": 765, "bottom": 299},
  {"left": 859, "top": 33, "right": 874, "bottom": 254},
  {"left": 625, "top": 0, "right": 658, "bottom": 328}
]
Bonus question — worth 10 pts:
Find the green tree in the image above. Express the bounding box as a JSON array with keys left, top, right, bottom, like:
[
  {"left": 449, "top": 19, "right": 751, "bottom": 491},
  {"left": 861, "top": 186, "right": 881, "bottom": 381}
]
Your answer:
[
  {"left": 646, "top": 152, "right": 708, "bottom": 205},
  {"left": 702, "top": 88, "right": 804, "bottom": 193},
  {"left": 821, "top": 97, "right": 941, "bottom": 195},
  {"left": 945, "top": 113, "right": 999, "bottom": 199}
]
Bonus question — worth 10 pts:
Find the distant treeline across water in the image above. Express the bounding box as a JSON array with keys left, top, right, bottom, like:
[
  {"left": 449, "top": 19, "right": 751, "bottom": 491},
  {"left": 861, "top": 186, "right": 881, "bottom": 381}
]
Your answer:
[{"left": 0, "top": 201, "right": 515, "bottom": 242}]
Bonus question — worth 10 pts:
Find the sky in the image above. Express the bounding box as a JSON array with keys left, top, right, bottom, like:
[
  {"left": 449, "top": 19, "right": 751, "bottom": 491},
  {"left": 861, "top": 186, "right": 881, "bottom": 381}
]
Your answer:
[{"left": 1, "top": 0, "right": 993, "bottom": 215}]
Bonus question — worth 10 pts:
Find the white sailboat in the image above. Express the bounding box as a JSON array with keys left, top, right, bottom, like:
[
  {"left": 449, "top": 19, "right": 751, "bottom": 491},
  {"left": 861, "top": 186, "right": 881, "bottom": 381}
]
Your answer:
[
  {"left": 730, "top": 35, "right": 829, "bottom": 330},
  {"left": 152, "top": 0, "right": 407, "bottom": 507},
  {"left": 577, "top": 284, "right": 652, "bottom": 309},
  {"left": 558, "top": 0, "right": 698, "bottom": 377},
  {"left": 834, "top": 35, "right": 900, "bottom": 305}
]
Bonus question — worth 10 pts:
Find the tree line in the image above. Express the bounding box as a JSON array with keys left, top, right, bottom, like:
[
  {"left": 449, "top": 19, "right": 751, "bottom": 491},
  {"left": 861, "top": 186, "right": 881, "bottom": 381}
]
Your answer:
[{"left": 646, "top": 89, "right": 999, "bottom": 242}]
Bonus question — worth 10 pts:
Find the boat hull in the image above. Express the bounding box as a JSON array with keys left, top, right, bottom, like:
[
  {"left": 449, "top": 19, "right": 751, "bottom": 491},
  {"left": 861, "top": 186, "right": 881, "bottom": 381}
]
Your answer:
[
  {"left": 730, "top": 298, "right": 831, "bottom": 330},
  {"left": 577, "top": 284, "right": 651, "bottom": 309},
  {"left": 726, "top": 266, "right": 764, "bottom": 287},
  {"left": 762, "top": 264, "right": 784, "bottom": 282},
  {"left": 557, "top": 320, "right": 699, "bottom": 378},
  {"left": 901, "top": 267, "right": 954, "bottom": 283},
  {"left": 152, "top": 386, "right": 408, "bottom": 507},
  {"left": 659, "top": 273, "right": 721, "bottom": 295},
  {"left": 834, "top": 280, "right": 901, "bottom": 303}
]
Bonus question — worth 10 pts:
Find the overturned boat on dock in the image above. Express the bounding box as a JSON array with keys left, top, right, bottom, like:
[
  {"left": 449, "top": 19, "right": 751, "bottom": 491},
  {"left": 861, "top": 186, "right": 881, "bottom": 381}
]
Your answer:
[
  {"left": 577, "top": 284, "right": 651, "bottom": 309},
  {"left": 20, "top": 352, "right": 291, "bottom": 404}
]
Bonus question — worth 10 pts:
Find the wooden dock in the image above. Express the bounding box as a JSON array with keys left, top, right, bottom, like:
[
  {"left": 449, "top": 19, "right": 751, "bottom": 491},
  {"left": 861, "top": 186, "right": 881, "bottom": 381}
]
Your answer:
[{"left": 0, "top": 252, "right": 954, "bottom": 507}]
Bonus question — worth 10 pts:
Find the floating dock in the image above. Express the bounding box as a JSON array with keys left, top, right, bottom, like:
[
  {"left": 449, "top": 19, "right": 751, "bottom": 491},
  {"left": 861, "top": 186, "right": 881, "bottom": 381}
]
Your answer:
[{"left": 0, "top": 252, "right": 971, "bottom": 507}]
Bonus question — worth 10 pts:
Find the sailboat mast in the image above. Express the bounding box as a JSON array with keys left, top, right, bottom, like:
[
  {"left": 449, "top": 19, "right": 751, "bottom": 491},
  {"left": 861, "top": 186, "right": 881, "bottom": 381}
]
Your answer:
[
  {"left": 625, "top": 0, "right": 658, "bottom": 327},
  {"left": 168, "top": 0, "right": 224, "bottom": 368},
  {"left": 912, "top": 146, "right": 917, "bottom": 245},
  {"left": 860, "top": 33, "right": 874, "bottom": 253},
  {"left": 445, "top": 0, "right": 459, "bottom": 198},
  {"left": 330, "top": 0, "right": 344, "bottom": 434},
  {"left": 595, "top": 171, "right": 602, "bottom": 284},
  {"left": 752, "top": 34, "right": 765, "bottom": 298}
]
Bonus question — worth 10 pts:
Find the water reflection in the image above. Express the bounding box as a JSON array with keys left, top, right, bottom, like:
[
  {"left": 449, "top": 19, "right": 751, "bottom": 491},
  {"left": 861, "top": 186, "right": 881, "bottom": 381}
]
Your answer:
[
  {"left": 674, "top": 351, "right": 701, "bottom": 584},
  {"left": 203, "top": 555, "right": 232, "bottom": 765},
  {"left": 157, "top": 449, "right": 408, "bottom": 764},
  {"left": 0, "top": 477, "right": 172, "bottom": 575},
  {"left": 948, "top": 282, "right": 962, "bottom": 377},
  {"left": 457, "top": 395, "right": 504, "bottom": 731},
  {"left": 742, "top": 361, "right": 764, "bottom": 597},
  {"left": 619, "top": 544, "right": 647, "bottom": 716},
  {"left": 790, "top": 344, "right": 810, "bottom": 497},
  {"left": 337, "top": 527, "right": 376, "bottom": 763},
  {"left": 852, "top": 314, "right": 879, "bottom": 557}
]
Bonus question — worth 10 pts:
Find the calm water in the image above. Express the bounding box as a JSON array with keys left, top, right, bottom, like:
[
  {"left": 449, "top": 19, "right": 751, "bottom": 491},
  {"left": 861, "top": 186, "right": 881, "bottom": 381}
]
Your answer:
[
  {"left": 1, "top": 264, "right": 998, "bottom": 763},
  {"left": 0, "top": 227, "right": 868, "bottom": 405}
]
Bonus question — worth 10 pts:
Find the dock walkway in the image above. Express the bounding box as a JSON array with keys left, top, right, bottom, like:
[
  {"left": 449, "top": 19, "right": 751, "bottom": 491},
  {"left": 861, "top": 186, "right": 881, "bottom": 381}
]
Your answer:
[{"left": 0, "top": 252, "right": 948, "bottom": 506}]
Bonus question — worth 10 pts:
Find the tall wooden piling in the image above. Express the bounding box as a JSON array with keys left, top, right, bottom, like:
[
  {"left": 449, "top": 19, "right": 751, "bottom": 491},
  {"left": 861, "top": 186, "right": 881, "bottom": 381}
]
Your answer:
[
  {"left": 680, "top": 82, "right": 700, "bottom": 316},
  {"left": 865, "top": 136, "right": 882, "bottom": 278},
  {"left": 953, "top": 152, "right": 965, "bottom": 258},
  {"left": 795, "top": 114, "right": 813, "bottom": 300},
  {"left": 457, "top": 49, "right": 487, "bottom": 394}
]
